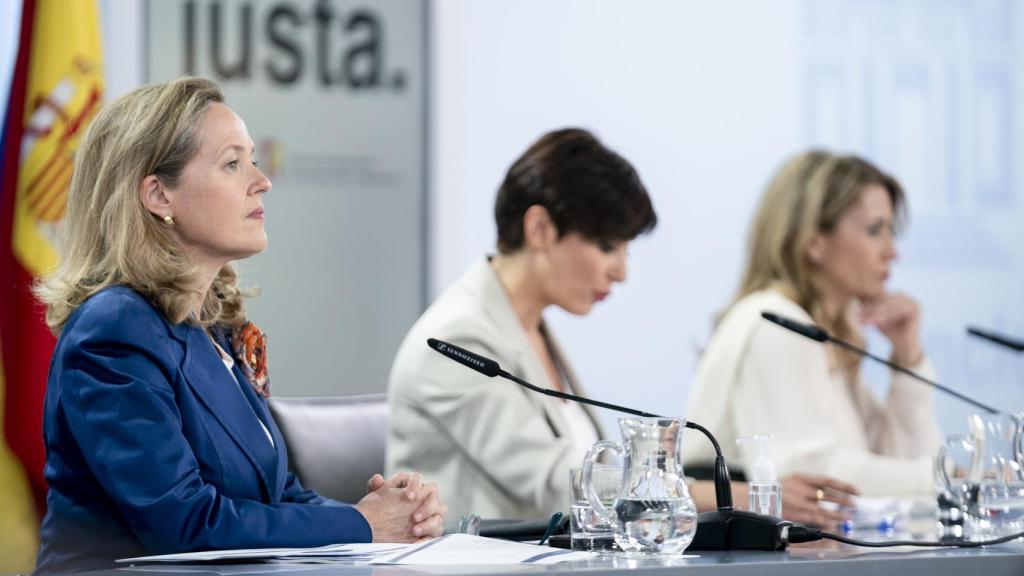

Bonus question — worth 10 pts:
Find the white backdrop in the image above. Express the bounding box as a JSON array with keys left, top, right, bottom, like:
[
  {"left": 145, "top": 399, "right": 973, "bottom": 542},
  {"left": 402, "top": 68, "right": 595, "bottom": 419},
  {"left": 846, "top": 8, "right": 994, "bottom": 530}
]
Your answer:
[{"left": 429, "top": 0, "right": 1024, "bottom": 440}]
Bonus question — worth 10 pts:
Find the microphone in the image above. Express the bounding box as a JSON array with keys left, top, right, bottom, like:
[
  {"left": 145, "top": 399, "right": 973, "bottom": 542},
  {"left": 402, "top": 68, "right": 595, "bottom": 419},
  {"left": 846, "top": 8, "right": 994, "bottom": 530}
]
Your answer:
[
  {"left": 425, "top": 338, "right": 723, "bottom": 493},
  {"left": 760, "top": 312, "right": 1002, "bottom": 415},
  {"left": 426, "top": 337, "right": 790, "bottom": 551},
  {"left": 967, "top": 326, "right": 1024, "bottom": 353},
  {"left": 427, "top": 339, "right": 502, "bottom": 376}
]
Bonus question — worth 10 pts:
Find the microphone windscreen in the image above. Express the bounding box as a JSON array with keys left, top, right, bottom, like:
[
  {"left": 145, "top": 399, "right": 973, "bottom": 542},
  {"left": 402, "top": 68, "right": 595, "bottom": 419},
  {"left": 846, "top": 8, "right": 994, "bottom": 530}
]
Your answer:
[{"left": 427, "top": 338, "right": 501, "bottom": 377}]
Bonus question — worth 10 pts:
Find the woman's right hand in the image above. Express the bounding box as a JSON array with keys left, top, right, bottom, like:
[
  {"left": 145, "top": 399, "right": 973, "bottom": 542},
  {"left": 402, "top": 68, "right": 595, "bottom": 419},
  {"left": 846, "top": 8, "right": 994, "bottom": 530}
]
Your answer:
[
  {"left": 858, "top": 292, "right": 923, "bottom": 367},
  {"left": 357, "top": 473, "right": 447, "bottom": 542}
]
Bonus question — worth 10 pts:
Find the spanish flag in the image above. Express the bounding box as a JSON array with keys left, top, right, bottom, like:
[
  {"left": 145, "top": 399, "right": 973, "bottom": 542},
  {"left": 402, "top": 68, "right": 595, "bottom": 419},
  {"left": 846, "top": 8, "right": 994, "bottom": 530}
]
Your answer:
[{"left": 0, "top": 0, "right": 104, "bottom": 570}]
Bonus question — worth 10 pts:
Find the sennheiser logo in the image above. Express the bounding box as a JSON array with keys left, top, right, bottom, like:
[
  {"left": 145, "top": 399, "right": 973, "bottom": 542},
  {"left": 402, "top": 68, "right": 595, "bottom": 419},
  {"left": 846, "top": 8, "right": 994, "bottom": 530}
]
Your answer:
[{"left": 440, "top": 343, "right": 486, "bottom": 369}]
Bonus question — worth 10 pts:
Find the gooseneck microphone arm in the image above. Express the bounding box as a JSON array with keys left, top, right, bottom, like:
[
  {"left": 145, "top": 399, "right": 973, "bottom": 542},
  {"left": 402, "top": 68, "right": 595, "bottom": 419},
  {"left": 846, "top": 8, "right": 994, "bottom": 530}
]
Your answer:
[
  {"left": 760, "top": 312, "right": 1002, "bottom": 415},
  {"left": 425, "top": 338, "right": 734, "bottom": 512},
  {"left": 967, "top": 326, "right": 1024, "bottom": 353},
  {"left": 498, "top": 366, "right": 659, "bottom": 417}
]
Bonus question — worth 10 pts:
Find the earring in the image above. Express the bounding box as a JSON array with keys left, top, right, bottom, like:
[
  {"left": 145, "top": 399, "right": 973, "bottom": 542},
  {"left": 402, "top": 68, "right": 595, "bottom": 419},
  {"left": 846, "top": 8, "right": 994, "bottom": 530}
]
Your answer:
[{"left": 163, "top": 215, "right": 175, "bottom": 226}]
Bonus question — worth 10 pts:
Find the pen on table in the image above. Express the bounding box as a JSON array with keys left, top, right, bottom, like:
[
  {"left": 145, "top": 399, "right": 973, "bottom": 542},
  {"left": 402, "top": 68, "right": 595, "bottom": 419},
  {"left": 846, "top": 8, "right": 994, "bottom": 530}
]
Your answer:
[{"left": 539, "top": 512, "right": 563, "bottom": 545}]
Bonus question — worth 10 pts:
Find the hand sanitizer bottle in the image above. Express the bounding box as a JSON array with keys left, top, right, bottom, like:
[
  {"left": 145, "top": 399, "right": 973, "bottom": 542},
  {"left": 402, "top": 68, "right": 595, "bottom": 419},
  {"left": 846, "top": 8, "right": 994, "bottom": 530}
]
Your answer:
[{"left": 737, "top": 434, "right": 782, "bottom": 518}]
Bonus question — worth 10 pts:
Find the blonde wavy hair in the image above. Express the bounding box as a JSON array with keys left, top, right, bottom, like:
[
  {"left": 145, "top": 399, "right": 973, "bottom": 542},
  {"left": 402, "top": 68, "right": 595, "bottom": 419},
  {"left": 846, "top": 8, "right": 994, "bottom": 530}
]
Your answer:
[
  {"left": 36, "top": 76, "right": 252, "bottom": 334},
  {"left": 732, "top": 150, "right": 905, "bottom": 376}
]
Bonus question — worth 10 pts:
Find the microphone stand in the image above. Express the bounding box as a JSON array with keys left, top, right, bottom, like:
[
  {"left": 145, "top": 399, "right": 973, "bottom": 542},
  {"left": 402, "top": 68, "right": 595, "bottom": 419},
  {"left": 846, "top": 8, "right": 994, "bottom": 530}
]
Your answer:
[
  {"left": 967, "top": 326, "right": 1024, "bottom": 353},
  {"left": 426, "top": 338, "right": 790, "bottom": 551},
  {"left": 761, "top": 313, "right": 1002, "bottom": 415}
]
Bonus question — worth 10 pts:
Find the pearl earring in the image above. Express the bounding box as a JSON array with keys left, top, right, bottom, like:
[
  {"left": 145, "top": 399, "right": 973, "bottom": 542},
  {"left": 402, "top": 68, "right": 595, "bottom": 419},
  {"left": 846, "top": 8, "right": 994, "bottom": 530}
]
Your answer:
[{"left": 163, "top": 215, "right": 175, "bottom": 226}]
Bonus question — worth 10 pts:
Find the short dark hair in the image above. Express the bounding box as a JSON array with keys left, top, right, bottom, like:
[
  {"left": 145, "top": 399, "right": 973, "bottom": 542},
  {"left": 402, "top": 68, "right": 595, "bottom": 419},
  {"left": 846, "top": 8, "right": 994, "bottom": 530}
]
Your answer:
[{"left": 494, "top": 128, "right": 657, "bottom": 253}]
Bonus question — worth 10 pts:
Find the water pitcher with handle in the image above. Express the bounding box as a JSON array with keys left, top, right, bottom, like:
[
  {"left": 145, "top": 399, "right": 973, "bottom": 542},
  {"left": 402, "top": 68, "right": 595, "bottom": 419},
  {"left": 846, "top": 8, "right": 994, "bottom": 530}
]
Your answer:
[
  {"left": 937, "top": 412, "right": 1024, "bottom": 539},
  {"left": 581, "top": 417, "right": 698, "bottom": 554}
]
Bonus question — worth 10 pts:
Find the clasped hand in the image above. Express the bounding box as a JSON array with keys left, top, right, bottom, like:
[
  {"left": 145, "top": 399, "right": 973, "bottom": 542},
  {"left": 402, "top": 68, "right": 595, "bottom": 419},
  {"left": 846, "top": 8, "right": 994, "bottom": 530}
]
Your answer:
[{"left": 356, "top": 472, "right": 448, "bottom": 543}]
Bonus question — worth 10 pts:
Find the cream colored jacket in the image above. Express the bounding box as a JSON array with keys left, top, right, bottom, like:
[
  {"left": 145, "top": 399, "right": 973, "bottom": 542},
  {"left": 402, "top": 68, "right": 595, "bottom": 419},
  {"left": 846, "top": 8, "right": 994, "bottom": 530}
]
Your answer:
[
  {"left": 684, "top": 289, "right": 941, "bottom": 496},
  {"left": 386, "top": 258, "right": 602, "bottom": 520}
]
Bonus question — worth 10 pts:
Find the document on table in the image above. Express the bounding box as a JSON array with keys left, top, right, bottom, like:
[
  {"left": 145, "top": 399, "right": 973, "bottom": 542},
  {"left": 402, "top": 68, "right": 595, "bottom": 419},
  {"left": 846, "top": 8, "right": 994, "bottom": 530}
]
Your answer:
[
  {"left": 369, "top": 534, "right": 594, "bottom": 565},
  {"left": 117, "top": 542, "right": 406, "bottom": 564},
  {"left": 117, "top": 535, "right": 593, "bottom": 565}
]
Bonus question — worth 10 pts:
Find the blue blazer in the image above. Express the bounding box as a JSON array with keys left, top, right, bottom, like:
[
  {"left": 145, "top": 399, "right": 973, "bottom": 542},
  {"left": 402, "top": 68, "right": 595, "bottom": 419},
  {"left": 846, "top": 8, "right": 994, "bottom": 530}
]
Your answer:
[{"left": 35, "top": 287, "right": 371, "bottom": 575}]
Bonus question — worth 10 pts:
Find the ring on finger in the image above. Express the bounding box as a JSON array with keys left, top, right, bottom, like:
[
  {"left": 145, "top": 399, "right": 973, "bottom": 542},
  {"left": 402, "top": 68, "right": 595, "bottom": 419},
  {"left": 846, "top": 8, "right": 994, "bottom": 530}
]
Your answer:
[{"left": 815, "top": 488, "right": 825, "bottom": 502}]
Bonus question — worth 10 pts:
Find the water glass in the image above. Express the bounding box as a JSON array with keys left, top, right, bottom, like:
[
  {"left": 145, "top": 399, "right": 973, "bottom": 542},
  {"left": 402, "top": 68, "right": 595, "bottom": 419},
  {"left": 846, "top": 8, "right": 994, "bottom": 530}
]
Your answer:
[
  {"left": 966, "top": 482, "right": 1024, "bottom": 540},
  {"left": 569, "top": 466, "right": 620, "bottom": 552}
]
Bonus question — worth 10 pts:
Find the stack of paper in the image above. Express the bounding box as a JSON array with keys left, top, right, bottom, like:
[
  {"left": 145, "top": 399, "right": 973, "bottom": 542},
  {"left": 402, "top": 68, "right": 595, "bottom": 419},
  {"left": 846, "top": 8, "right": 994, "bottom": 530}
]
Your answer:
[
  {"left": 370, "top": 534, "right": 593, "bottom": 565},
  {"left": 117, "top": 534, "right": 593, "bottom": 566},
  {"left": 118, "top": 543, "right": 407, "bottom": 564}
]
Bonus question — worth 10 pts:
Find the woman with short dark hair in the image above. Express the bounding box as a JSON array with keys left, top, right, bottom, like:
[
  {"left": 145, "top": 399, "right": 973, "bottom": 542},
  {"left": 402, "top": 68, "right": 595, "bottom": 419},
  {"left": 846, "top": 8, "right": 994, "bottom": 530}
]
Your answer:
[{"left": 387, "top": 128, "right": 656, "bottom": 521}]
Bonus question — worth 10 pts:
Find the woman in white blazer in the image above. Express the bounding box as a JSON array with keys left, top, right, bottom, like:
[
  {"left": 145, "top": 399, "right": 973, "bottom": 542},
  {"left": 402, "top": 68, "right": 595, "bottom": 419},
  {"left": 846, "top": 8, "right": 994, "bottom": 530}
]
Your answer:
[
  {"left": 386, "top": 129, "right": 656, "bottom": 521},
  {"left": 686, "top": 151, "right": 942, "bottom": 504}
]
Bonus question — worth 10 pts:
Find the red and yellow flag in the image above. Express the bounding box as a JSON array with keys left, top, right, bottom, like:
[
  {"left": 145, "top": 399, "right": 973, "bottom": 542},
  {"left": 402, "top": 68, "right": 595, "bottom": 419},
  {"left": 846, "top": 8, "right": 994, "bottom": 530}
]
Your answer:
[
  {"left": 0, "top": 0, "right": 104, "bottom": 569},
  {"left": 13, "top": 0, "right": 103, "bottom": 274}
]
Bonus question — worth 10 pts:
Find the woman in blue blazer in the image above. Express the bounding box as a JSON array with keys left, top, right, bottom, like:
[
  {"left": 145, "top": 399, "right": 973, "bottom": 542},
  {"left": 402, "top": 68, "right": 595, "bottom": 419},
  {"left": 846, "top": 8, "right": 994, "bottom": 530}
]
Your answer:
[{"left": 32, "top": 77, "right": 446, "bottom": 575}]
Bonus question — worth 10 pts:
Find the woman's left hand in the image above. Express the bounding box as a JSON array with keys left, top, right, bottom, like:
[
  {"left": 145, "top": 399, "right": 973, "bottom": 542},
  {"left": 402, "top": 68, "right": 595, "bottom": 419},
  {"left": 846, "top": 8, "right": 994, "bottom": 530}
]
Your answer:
[
  {"left": 858, "top": 292, "right": 923, "bottom": 366},
  {"left": 780, "top": 473, "right": 859, "bottom": 529}
]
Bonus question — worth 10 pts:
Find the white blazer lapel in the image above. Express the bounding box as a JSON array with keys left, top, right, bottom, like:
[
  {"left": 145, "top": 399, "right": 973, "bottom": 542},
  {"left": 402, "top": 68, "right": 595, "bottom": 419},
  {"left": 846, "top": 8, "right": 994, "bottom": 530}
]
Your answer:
[
  {"left": 474, "top": 259, "right": 570, "bottom": 440},
  {"left": 543, "top": 324, "right": 604, "bottom": 440}
]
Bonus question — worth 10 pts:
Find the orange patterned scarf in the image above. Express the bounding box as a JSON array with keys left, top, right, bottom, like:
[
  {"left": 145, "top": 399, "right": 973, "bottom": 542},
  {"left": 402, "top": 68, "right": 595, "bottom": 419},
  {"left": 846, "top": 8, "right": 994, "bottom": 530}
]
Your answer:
[{"left": 231, "top": 321, "right": 270, "bottom": 398}]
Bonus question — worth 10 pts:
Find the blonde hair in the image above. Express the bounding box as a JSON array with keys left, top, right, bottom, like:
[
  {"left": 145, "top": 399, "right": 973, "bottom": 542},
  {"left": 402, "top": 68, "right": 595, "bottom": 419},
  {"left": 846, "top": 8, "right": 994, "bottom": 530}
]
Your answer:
[
  {"left": 733, "top": 150, "right": 905, "bottom": 375},
  {"left": 35, "top": 76, "right": 252, "bottom": 334}
]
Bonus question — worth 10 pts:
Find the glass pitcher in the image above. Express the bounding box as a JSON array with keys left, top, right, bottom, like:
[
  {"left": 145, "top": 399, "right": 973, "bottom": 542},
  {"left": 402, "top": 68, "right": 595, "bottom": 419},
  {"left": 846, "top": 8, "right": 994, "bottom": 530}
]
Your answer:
[
  {"left": 937, "top": 412, "right": 1024, "bottom": 539},
  {"left": 582, "top": 417, "right": 698, "bottom": 555}
]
